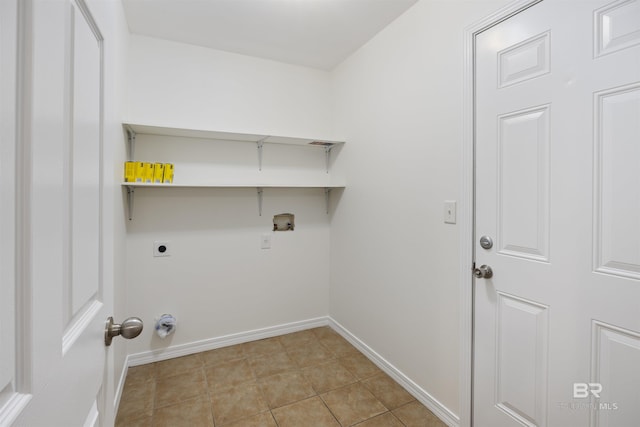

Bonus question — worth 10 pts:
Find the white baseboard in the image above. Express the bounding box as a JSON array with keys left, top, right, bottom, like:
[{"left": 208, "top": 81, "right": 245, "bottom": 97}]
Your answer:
[
  {"left": 328, "top": 318, "right": 460, "bottom": 427},
  {"left": 115, "top": 316, "right": 459, "bottom": 427},
  {"left": 114, "top": 316, "right": 329, "bottom": 416},
  {"left": 127, "top": 316, "right": 330, "bottom": 366}
]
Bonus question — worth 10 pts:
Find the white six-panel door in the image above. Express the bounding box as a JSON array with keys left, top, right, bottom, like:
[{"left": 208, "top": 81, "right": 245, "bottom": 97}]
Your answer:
[
  {"left": 474, "top": 0, "right": 640, "bottom": 426},
  {"left": 2, "top": 0, "right": 111, "bottom": 425}
]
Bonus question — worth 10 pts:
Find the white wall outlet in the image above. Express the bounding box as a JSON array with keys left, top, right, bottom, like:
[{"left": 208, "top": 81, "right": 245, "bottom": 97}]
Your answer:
[
  {"left": 261, "top": 233, "right": 272, "bottom": 249},
  {"left": 444, "top": 200, "right": 457, "bottom": 224},
  {"left": 153, "top": 241, "right": 171, "bottom": 257}
]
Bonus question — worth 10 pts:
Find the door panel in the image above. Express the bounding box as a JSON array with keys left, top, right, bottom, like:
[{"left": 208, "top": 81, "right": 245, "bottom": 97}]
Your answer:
[
  {"left": 497, "top": 105, "right": 550, "bottom": 261},
  {"left": 594, "top": 84, "right": 640, "bottom": 279},
  {"left": 474, "top": 0, "right": 640, "bottom": 426},
  {"left": 68, "top": 0, "right": 102, "bottom": 325},
  {"left": 495, "top": 292, "right": 549, "bottom": 427},
  {"left": 498, "top": 31, "right": 550, "bottom": 88},
  {"left": 594, "top": 0, "right": 640, "bottom": 57},
  {"left": 592, "top": 321, "right": 640, "bottom": 426},
  {"left": 12, "top": 0, "right": 110, "bottom": 425},
  {"left": 0, "top": 0, "right": 18, "bottom": 414}
]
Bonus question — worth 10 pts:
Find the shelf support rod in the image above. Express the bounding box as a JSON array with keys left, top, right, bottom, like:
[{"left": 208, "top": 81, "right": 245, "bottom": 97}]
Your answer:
[
  {"left": 324, "top": 188, "right": 331, "bottom": 214},
  {"left": 126, "top": 186, "right": 134, "bottom": 221},
  {"left": 256, "top": 136, "right": 269, "bottom": 171},
  {"left": 257, "top": 187, "right": 264, "bottom": 216}
]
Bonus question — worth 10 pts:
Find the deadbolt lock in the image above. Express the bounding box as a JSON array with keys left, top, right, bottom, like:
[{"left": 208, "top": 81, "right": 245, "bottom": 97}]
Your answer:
[{"left": 479, "top": 235, "right": 493, "bottom": 250}]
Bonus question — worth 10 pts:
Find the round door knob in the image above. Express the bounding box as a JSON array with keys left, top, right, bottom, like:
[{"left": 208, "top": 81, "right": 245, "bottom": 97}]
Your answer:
[
  {"left": 473, "top": 265, "right": 493, "bottom": 279},
  {"left": 105, "top": 316, "right": 143, "bottom": 346}
]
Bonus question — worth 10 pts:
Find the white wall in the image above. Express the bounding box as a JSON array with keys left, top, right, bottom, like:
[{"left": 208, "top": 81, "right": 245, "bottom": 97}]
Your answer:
[
  {"left": 122, "top": 1, "right": 514, "bottom": 422},
  {"left": 330, "top": 0, "right": 509, "bottom": 418},
  {"left": 126, "top": 35, "right": 334, "bottom": 139},
  {"left": 125, "top": 36, "right": 334, "bottom": 356}
]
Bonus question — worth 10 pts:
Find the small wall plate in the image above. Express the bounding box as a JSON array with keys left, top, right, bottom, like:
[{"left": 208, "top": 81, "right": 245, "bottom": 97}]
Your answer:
[{"left": 153, "top": 241, "right": 171, "bottom": 257}]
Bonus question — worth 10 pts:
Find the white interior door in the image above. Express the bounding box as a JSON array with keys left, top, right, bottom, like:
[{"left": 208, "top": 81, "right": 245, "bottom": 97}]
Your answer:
[
  {"left": 474, "top": 0, "right": 640, "bottom": 426},
  {"left": 5, "top": 0, "right": 113, "bottom": 425},
  {"left": 0, "top": 0, "right": 20, "bottom": 421}
]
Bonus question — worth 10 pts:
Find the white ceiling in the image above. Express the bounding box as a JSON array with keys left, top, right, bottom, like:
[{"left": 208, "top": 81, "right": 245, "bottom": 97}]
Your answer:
[{"left": 121, "top": 0, "right": 418, "bottom": 70}]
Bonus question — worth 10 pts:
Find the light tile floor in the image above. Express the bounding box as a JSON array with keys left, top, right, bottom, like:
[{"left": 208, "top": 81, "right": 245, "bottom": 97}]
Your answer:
[{"left": 116, "top": 327, "right": 447, "bottom": 427}]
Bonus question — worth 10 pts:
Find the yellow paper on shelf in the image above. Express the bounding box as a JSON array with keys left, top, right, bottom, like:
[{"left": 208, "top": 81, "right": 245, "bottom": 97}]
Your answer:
[
  {"left": 134, "top": 161, "right": 145, "bottom": 182},
  {"left": 124, "top": 161, "right": 136, "bottom": 182},
  {"left": 143, "top": 162, "right": 154, "bottom": 183},
  {"left": 153, "top": 163, "right": 165, "bottom": 183},
  {"left": 163, "top": 163, "right": 174, "bottom": 183}
]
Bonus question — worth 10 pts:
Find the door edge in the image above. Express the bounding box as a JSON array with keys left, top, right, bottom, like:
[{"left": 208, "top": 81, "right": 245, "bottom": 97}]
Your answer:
[{"left": 460, "top": 1, "right": 544, "bottom": 426}]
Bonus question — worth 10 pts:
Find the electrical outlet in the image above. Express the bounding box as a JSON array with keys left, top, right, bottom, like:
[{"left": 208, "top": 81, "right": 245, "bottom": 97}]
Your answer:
[
  {"left": 261, "top": 233, "right": 272, "bottom": 249},
  {"left": 153, "top": 241, "right": 171, "bottom": 257}
]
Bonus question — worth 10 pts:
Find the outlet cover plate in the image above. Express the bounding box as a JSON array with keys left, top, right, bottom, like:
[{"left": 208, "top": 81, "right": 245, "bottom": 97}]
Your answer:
[
  {"left": 261, "top": 233, "right": 272, "bottom": 249},
  {"left": 444, "top": 201, "right": 457, "bottom": 224},
  {"left": 153, "top": 241, "right": 171, "bottom": 257}
]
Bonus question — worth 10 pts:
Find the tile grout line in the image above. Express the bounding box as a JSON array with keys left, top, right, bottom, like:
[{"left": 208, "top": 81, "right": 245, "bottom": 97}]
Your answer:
[
  {"left": 118, "top": 327, "right": 442, "bottom": 427},
  {"left": 317, "top": 391, "right": 345, "bottom": 426}
]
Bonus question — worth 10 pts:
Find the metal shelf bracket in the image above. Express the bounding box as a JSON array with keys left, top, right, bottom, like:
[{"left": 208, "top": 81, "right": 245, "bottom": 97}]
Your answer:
[
  {"left": 325, "top": 146, "right": 333, "bottom": 173},
  {"left": 324, "top": 188, "right": 331, "bottom": 214},
  {"left": 125, "top": 126, "right": 136, "bottom": 160},
  {"left": 126, "top": 186, "right": 134, "bottom": 220},
  {"left": 257, "top": 187, "right": 264, "bottom": 216},
  {"left": 256, "top": 137, "right": 269, "bottom": 171}
]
